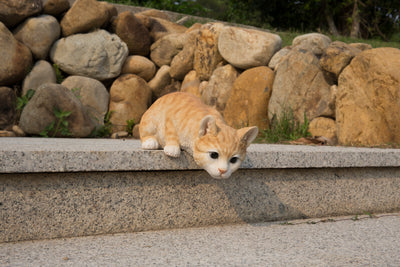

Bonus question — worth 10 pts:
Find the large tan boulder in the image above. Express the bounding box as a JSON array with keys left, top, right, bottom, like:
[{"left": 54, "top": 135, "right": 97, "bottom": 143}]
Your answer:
[
  {"left": 224, "top": 66, "right": 274, "bottom": 130},
  {"left": 170, "top": 29, "right": 198, "bottom": 80},
  {"left": 336, "top": 48, "right": 400, "bottom": 146},
  {"left": 268, "top": 49, "right": 333, "bottom": 124},
  {"left": 218, "top": 26, "right": 282, "bottom": 69},
  {"left": 150, "top": 33, "right": 187, "bottom": 67},
  {"left": 193, "top": 23, "right": 224, "bottom": 81},
  {"left": 292, "top": 33, "right": 331, "bottom": 56},
  {"left": 109, "top": 74, "right": 152, "bottom": 132}
]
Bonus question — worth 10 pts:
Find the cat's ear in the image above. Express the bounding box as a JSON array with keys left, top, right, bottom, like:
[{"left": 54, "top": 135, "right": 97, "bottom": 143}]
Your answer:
[
  {"left": 199, "top": 115, "right": 218, "bottom": 137},
  {"left": 237, "top": 126, "right": 259, "bottom": 147}
]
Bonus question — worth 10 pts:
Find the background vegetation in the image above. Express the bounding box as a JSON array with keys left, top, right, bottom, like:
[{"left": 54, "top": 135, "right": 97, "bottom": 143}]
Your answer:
[{"left": 108, "top": 0, "right": 400, "bottom": 45}]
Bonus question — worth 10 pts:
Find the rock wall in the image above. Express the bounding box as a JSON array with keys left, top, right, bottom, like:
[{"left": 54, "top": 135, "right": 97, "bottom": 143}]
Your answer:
[{"left": 1, "top": 0, "right": 399, "bottom": 146}]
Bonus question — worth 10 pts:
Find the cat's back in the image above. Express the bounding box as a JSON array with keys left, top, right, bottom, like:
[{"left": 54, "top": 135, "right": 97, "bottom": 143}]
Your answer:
[{"left": 145, "top": 92, "right": 221, "bottom": 120}]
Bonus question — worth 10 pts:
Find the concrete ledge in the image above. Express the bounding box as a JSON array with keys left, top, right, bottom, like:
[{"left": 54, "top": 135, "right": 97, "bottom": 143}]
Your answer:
[
  {"left": 1, "top": 138, "right": 400, "bottom": 242},
  {"left": 1, "top": 138, "right": 400, "bottom": 173}
]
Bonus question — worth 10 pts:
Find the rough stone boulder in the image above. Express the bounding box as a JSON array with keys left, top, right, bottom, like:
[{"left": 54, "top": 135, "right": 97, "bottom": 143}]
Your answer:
[
  {"left": 0, "top": 87, "right": 16, "bottom": 130},
  {"left": 150, "top": 33, "right": 187, "bottom": 67},
  {"left": 292, "top": 33, "right": 331, "bottom": 56},
  {"left": 201, "top": 64, "right": 238, "bottom": 114},
  {"left": 13, "top": 14, "right": 60, "bottom": 59},
  {"left": 268, "top": 46, "right": 291, "bottom": 70},
  {"left": 193, "top": 23, "right": 225, "bottom": 81},
  {"left": 121, "top": 55, "right": 156, "bottom": 82},
  {"left": 148, "top": 65, "right": 172, "bottom": 99},
  {"left": 170, "top": 28, "right": 199, "bottom": 80},
  {"left": 19, "top": 83, "right": 96, "bottom": 137},
  {"left": 22, "top": 60, "right": 57, "bottom": 95},
  {"left": 224, "top": 66, "right": 274, "bottom": 130},
  {"left": 109, "top": 74, "right": 152, "bottom": 132},
  {"left": 0, "top": 0, "right": 42, "bottom": 28},
  {"left": 112, "top": 11, "right": 151, "bottom": 56},
  {"left": 138, "top": 15, "right": 187, "bottom": 42},
  {"left": 336, "top": 48, "right": 400, "bottom": 146},
  {"left": 60, "top": 0, "right": 113, "bottom": 36},
  {"left": 0, "top": 22, "right": 32, "bottom": 86},
  {"left": 218, "top": 26, "right": 282, "bottom": 69},
  {"left": 268, "top": 48, "right": 333, "bottom": 124},
  {"left": 62, "top": 76, "right": 109, "bottom": 128},
  {"left": 319, "top": 41, "right": 361, "bottom": 78},
  {"left": 42, "top": 0, "right": 70, "bottom": 16},
  {"left": 308, "top": 117, "right": 337, "bottom": 142},
  {"left": 50, "top": 29, "right": 128, "bottom": 81}
]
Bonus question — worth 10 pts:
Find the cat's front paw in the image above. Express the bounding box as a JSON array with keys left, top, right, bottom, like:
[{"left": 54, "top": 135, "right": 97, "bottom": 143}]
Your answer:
[
  {"left": 142, "top": 138, "right": 159, "bottom": 150},
  {"left": 164, "top": 145, "right": 181, "bottom": 157}
]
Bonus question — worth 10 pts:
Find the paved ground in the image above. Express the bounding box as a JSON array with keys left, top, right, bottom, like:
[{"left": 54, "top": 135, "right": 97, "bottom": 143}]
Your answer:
[{"left": 2, "top": 213, "right": 400, "bottom": 266}]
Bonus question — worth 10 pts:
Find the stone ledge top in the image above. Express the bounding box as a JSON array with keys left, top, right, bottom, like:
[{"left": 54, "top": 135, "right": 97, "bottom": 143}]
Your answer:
[{"left": 1, "top": 138, "right": 400, "bottom": 173}]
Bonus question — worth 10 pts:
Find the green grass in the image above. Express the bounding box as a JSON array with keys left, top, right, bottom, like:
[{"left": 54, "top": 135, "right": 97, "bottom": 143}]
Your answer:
[{"left": 257, "top": 109, "right": 311, "bottom": 144}]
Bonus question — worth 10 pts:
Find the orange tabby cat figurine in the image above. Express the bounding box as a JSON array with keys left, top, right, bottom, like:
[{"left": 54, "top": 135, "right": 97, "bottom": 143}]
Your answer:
[{"left": 139, "top": 92, "right": 258, "bottom": 179}]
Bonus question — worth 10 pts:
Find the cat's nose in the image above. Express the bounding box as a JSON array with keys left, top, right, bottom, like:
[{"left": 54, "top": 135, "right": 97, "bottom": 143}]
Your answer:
[{"left": 218, "top": 168, "right": 227, "bottom": 174}]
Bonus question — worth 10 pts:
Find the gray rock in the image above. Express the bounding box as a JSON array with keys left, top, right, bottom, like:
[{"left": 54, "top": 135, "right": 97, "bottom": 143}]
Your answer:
[
  {"left": 0, "top": 22, "right": 32, "bottom": 86},
  {"left": 50, "top": 30, "right": 128, "bottom": 81},
  {"left": 61, "top": 76, "right": 109, "bottom": 128},
  {"left": 0, "top": 0, "right": 42, "bottom": 28},
  {"left": 13, "top": 15, "right": 60, "bottom": 60},
  {"left": 292, "top": 33, "right": 331, "bottom": 56},
  {"left": 201, "top": 64, "right": 238, "bottom": 114},
  {"left": 218, "top": 26, "right": 282, "bottom": 69},
  {"left": 0, "top": 87, "right": 16, "bottom": 130},
  {"left": 19, "top": 83, "right": 95, "bottom": 137},
  {"left": 22, "top": 60, "right": 57, "bottom": 96},
  {"left": 268, "top": 48, "right": 333, "bottom": 124}
]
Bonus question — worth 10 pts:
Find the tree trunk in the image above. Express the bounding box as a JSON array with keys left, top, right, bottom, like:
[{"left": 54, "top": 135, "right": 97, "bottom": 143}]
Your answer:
[
  {"left": 326, "top": 12, "right": 339, "bottom": 36},
  {"left": 350, "top": 0, "right": 360, "bottom": 38}
]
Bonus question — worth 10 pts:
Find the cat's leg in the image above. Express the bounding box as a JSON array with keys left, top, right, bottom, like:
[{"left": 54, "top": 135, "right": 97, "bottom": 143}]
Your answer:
[
  {"left": 163, "top": 118, "right": 181, "bottom": 157},
  {"left": 140, "top": 120, "right": 160, "bottom": 150}
]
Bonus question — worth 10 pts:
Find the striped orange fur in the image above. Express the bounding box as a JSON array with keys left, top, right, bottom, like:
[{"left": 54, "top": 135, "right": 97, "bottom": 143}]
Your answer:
[{"left": 139, "top": 92, "right": 258, "bottom": 179}]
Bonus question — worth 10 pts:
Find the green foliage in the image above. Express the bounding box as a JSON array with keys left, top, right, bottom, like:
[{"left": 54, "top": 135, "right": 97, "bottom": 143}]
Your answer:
[
  {"left": 16, "top": 89, "right": 35, "bottom": 111},
  {"left": 53, "top": 64, "right": 65, "bottom": 83},
  {"left": 90, "top": 110, "right": 114, "bottom": 138},
  {"left": 258, "top": 109, "right": 311, "bottom": 143},
  {"left": 40, "top": 107, "right": 72, "bottom": 137},
  {"left": 126, "top": 119, "right": 136, "bottom": 135}
]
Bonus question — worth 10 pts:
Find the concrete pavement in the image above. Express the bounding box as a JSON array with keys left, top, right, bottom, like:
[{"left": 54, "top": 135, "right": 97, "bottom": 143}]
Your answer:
[{"left": 2, "top": 213, "right": 400, "bottom": 266}]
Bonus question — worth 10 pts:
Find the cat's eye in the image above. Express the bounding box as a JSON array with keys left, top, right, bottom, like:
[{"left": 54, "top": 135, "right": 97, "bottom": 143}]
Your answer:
[
  {"left": 209, "top": 152, "right": 219, "bottom": 159},
  {"left": 230, "top": 157, "right": 239, "bottom": 164}
]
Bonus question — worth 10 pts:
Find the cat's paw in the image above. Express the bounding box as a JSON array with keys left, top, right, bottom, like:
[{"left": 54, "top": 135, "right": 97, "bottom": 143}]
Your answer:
[
  {"left": 164, "top": 145, "right": 181, "bottom": 157},
  {"left": 142, "top": 138, "right": 159, "bottom": 150}
]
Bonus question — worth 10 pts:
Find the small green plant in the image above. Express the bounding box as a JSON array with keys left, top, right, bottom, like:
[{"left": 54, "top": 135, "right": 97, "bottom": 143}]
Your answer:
[
  {"left": 40, "top": 107, "right": 72, "bottom": 137},
  {"left": 16, "top": 89, "right": 35, "bottom": 111},
  {"left": 126, "top": 119, "right": 135, "bottom": 135},
  {"left": 90, "top": 110, "right": 114, "bottom": 138},
  {"left": 71, "top": 87, "right": 82, "bottom": 99},
  {"left": 53, "top": 64, "right": 65, "bottom": 83},
  {"left": 258, "top": 108, "right": 311, "bottom": 143}
]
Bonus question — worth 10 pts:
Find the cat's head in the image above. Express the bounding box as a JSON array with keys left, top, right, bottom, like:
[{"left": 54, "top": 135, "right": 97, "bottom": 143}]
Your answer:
[{"left": 193, "top": 115, "right": 258, "bottom": 179}]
